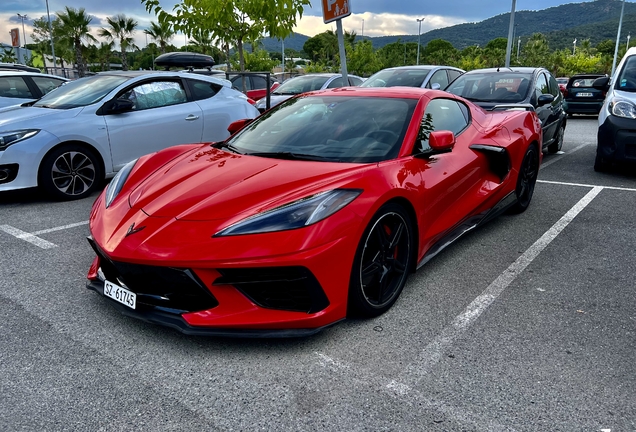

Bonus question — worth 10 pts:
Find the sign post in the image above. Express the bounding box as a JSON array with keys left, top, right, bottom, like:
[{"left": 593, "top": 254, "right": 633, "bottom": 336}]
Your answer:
[{"left": 322, "top": 0, "right": 350, "bottom": 84}]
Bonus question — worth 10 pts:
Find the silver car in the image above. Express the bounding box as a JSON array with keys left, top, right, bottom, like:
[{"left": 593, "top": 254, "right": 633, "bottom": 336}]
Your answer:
[
  {"left": 360, "top": 65, "right": 464, "bottom": 90},
  {"left": 0, "top": 71, "right": 259, "bottom": 200},
  {"left": 0, "top": 71, "right": 68, "bottom": 109}
]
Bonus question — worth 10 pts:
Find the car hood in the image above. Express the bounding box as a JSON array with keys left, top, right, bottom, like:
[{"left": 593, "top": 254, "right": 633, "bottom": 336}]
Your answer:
[
  {"left": 128, "top": 146, "right": 366, "bottom": 221},
  {"left": 0, "top": 105, "right": 80, "bottom": 129}
]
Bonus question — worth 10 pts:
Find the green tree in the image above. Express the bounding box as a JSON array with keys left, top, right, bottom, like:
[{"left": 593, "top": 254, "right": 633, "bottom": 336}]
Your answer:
[
  {"left": 56, "top": 6, "right": 96, "bottom": 77},
  {"left": 142, "top": 0, "right": 311, "bottom": 72},
  {"left": 347, "top": 40, "right": 381, "bottom": 76},
  {"left": 303, "top": 31, "right": 338, "bottom": 63},
  {"left": 144, "top": 21, "right": 175, "bottom": 54},
  {"left": 98, "top": 14, "right": 139, "bottom": 71},
  {"left": 521, "top": 33, "right": 551, "bottom": 68}
]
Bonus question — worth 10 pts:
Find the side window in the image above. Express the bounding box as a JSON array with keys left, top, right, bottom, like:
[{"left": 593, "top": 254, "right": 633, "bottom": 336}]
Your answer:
[
  {"left": 349, "top": 77, "right": 363, "bottom": 86},
  {"left": 426, "top": 70, "right": 449, "bottom": 89},
  {"left": 547, "top": 74, "right": 560, "bottom": 98},
  {"left": 252, "top": 75, "right": 268, "bottom": 90},
  {"left": 418, "top": 99, "right": 470, "bottom": 151},
  {"left": 534, "top": 73, "right": 549, "bottom": 99},
  {"left": 186, "top": 79, "right": 220, "bottom": 101},
  {"left": 448, "top": 69, "right": 462, "bottom": 84},
  {"left": 232, "top": 76, "right": 251, "bottom": 91},
  {"left": 121, "top": 81, "right": 187, "bottom": 111},
  {"left": 327, "top": 77, "right": 344, "bottom": 88},
  {"left": 0, "top": 77, "right": 32, "bottom": 98},
  {"left": 31, "top": 77, "right": 65, "bottom": 96}
]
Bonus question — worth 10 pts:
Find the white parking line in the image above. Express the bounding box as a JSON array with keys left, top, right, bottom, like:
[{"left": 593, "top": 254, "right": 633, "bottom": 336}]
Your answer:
[
  {"left": 538, "top": 179, "right": 636, "bottom": 192},
  {"left": 389, "top": 186, "right": 604, "bottom": 393},
  {"left": 0, "top": 220, "right": 89, "bottom": 249}
]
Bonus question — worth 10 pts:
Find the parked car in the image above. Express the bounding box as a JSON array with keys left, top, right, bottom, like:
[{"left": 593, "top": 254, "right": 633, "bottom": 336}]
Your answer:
[
  {"left": 254, "top": 73, "right": 364, "bottom": 112},
  {"left": 0, "top": 71, "right": 67, "bottom": 109},
  {"left": 593, "top": 47, "right": 636, "bottom": 171},
  {"left": 85, "top": 86, "right": 542, "bottom": 336},
  {"left": 564, "top": 73, "right": 607, "bottom": 115},
  {"left": 0, "top": 71, "right": 259, "bottom": 200},
  {"left": 229, "top": 73, "right": 280, "bottom": 101},
  {"left": 445, "top": 67, "right": 567, "bottom": 153},
  {"left": 556, "top": 76, "right": 569, "bottom": 95},
  {"left": 361, "top": 65, "right": 464, "bottom": 90},
  {"left": 0, "top": 63, "right": 41, "bottom": 73}
]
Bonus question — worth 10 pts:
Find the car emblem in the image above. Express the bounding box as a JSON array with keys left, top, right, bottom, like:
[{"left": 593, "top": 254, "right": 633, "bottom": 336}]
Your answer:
[{"left": 126, "top": 222, "right": 146, "bottom": 237}]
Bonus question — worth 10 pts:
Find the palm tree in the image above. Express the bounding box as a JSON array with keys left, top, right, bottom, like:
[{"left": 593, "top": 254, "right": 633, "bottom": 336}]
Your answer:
[
  {"left": 56, "top": 6, "right": 96, "bottom": 77},
  {"left": 98, "top": 14, "right": 138, "bottom": 71},
  {"left": 96, "top": 41, "right": 115, "bottom": 71},
  {"left": 144, "top": 21, "right": 174, "bottom": 54},
  {"left": 189, "top": 28, "right": 214, "bottom": 56}
]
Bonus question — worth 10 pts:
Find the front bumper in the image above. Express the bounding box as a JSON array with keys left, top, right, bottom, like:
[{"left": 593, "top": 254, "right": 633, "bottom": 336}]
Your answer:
[{"left": 597, "top": 114, "right": 636, "bottom": 163}]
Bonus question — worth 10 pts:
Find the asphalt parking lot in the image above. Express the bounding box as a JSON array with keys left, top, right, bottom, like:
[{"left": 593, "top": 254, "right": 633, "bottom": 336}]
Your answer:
[{"left": 1, "top": 116, "right": 634, "bottom": 431}]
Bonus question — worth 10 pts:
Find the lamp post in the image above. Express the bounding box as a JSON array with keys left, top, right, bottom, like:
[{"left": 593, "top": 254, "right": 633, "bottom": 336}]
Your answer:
[
  {"left": 416, "top": 17, "right": 425, "bottom": 65},
  {"left": 16, "top": 13, "right": 27, "bottom": 64},
  {"left": 628, "top": 33, "right": 631, "bottom": 50},
  {"left": 505, "top": 0, "right": 516, "bottom": 67},
  {"left": 45, "top": 0, "right": 57, "bottom": 73},
  {"left": 611, "top": 0, "right": 627, "bottom": 78},
  {"left": 573, "top": 38, "right": 577, "bottom": 55},
  {"left": 517, "top": 36, "right": 521, "bottom": 59}
]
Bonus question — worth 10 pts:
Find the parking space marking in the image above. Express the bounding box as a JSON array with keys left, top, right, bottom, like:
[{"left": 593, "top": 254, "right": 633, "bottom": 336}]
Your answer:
[
  {"left": 540, "top": 142, "right": 591, "bottom": 170},
  {"left": 0, "top": 220, "right": 89, "bottom": 249},
  {"left": 389, "top": 186, "right": 604, "bottom": 393},
  {"left": 538, "top": 179, "right": 636, "bottom": 192},
  {"left": 0, "top": 225, "right": 57, "bottom": 249}
]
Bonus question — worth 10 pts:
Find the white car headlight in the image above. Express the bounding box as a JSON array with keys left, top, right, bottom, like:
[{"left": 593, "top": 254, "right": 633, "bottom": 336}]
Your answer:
[
  {"left": 105, "top": 159, "right": 137, "bottom": 208},
  {"left": 215, "top": 189, "right": 362, "bottom": 236},
  {"left": 0, "top": 129, "right": 39, "bottom": 151},
  {"left": 610, "top": 98, "right": 636, "bottom": 119}
]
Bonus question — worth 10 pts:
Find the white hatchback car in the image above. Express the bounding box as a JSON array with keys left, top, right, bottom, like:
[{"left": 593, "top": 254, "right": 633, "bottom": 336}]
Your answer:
[
  {"left": 0, "top": 71, "right": 259, "bottom": 200},
  {"left": 0, "top": 71, "right": 68, "bottom": 109}
]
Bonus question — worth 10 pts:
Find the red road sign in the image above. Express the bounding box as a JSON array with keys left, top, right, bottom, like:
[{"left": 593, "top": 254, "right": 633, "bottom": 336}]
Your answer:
[
  {"left": 10, "top": 28, "right": 20, "bottom": 47},
  {"left": 322, "top": 0, "right": 351, "bottom": 24}
]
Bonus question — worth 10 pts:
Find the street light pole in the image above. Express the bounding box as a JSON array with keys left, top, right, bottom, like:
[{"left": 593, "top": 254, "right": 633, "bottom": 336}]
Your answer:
[
  {"left": 573, "top": 38, "right": 577, "bottom": 55},
  {"left": 45, "top": 0, "right": 57, "bottom": 73},
  {"left": 505, "top": 0, "right": 516, "bottom": 67},
  {"left": 416, "top": 17, "right": 425, "bottom": 65},
  {"left": 17, "top": 13, "right": 27, "bottom": 65},
  {"left": 611, "top": 0, "right": 627, "bottom": 78},
  {"left": 628, "top": 33, "right": 631, "bottom": 50}
]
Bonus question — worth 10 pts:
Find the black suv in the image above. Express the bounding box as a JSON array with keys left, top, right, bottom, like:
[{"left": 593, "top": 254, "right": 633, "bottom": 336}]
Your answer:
[{"left": 445, "top": 67, "right": 567, "bottom": 153}]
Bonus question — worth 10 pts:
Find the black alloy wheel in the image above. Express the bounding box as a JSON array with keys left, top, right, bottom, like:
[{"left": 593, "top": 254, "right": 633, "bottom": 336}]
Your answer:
[
  {"left": 548, "top": 124, "right": 565, "bottom": 154},
  {"left": 39, "top": 144, "right": 102, "bottom": 200},
  {"left": 348, "top": 203, "right": 414, "bottom": 317},
  {"left": 509, "top": 144, "right": 539, "bottom": 214}
]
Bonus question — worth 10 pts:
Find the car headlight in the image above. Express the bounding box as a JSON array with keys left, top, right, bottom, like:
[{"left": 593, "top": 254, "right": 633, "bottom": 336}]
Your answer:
[
  {"left": 105, "top": 159, "right": 137, "bottom": 208},
  {"left": 215, "top": 189, "right": 362, "bottom": 236},
  {"left": 610, "top": 98, "right": 636, "bottom": 119},
  {"left": 0, "top": 129, "right": 39, "bottom": 151}
]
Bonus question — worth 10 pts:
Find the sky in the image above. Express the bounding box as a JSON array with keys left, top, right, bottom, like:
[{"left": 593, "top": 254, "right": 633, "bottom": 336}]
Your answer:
[{"left": 1, "top": 0, "right": 599, "bottom": 51}]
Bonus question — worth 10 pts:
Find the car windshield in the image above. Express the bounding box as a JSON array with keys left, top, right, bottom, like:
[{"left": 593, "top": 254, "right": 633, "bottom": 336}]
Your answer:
[
  {"left": 361, "top": 69, "right": 432, "bottom": 88},
  {"left": 223, "top": 95, "right": 418, "bottom": 163},
  {"left": 272, "top": 76, "right": 331, "bottom": 95},
  {"left": 446, "top": 72, "right": 533, "bottom": 103},
  {"left": 615, "top": 56, "right": 636, "bottom": 92},
  {"left": 33, "top": 74, "right": 129, "bottom": 109}
]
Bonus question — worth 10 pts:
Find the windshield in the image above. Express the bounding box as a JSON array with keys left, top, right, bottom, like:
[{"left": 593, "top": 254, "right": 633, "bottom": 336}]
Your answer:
[
  {"left": 615, "top": 56, "right": 636, "bottom": 92},
  {"left": 273, "top": 76, "right": 331, "bottom": 95},
  {"left": 445, "top": 72, "right": 533, "bottom": 103},
  {"left": 33, "top": 74, "right": 129, "bottom": 109},
  {"left": 361, "top": 69, "right": 432, "bottom": 88},
  {"left": 223, "top": 95, "right": 418, "bottom": 163}
]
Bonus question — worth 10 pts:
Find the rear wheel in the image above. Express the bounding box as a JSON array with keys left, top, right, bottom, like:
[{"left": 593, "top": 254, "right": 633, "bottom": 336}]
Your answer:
[
  {"left": 547, "top": 124, "right": 565, "bottom": 154},
  {"left": 348, "top": 204, "right": 414, "bottom": 318},
  {"left": 594, "top": 152, "right": 610, "bottom": 172},
  {"left": 39, "top": 144, "right": 102, "bottom": 200},
  {"left": 509, "top": 144, "right": 539, "bottom": 214}
]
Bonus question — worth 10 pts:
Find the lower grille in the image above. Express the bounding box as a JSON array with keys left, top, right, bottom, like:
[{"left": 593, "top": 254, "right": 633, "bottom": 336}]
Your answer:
[
  {"left": 214, "top": 267, "right": 329, "bottom": 313},
  {"left": 88, "top": 238, "right": 218, "bottom": 313}
]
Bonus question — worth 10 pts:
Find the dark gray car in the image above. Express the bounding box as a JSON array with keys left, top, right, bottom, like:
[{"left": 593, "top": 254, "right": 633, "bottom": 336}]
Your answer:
[{"left": 445, "top": 67, "right": 567, "bottom": 153}]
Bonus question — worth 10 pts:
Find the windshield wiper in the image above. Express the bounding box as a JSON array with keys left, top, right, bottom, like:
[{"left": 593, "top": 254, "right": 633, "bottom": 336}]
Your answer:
[
  {"left": 213, "top": 142, "right": 243, "bottom": 154},
  {"left": 247, "top": 151, "right": 334, "bottom": 161}
]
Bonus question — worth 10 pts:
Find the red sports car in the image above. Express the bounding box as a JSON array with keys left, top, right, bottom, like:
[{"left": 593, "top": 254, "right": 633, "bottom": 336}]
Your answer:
[{"left": 86, "top": 87, "right": 542, "bottom": 336}]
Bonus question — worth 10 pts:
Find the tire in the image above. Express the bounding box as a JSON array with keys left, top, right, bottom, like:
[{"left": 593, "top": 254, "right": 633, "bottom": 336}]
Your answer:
[
  {"left": 348, "top": 203, "right": 415, "bottom": 318},
  {"left": 509, "top": 144, "right": 539, "bottom": 214},
  {"left": 547, "top": 124, "right": 565, "bottom": 154},
  {"left": 594, "top": 152, "right": 610, "bottom": 172},
  {"left": 39, "top": 144, "right": 102, "bottom": 200}
]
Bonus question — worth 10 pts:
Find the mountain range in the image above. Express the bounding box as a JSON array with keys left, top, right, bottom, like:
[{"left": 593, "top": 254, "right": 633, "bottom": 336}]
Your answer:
[{"left": 260, "top": 0, "right": 636, "bottom": 53}]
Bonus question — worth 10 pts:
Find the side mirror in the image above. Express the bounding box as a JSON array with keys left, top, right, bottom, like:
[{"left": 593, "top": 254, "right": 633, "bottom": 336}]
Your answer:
[
  {"left": 108, "top": 98, "right": 134, "bottom": 113},
  {"left": 537, "top": 94, "right": 554, "bottom": 107},
  {"left": 429, "top": 130, "right": 455, "bottom": 152},
  {"left": 227, "top": 118, "right": 253, "bottom": 134},
  {"left": 592, "top": 76, "right": 610, "bottom": 91},
  {"left": 430, "top": 82, "right": 441, "bottom": 90}
]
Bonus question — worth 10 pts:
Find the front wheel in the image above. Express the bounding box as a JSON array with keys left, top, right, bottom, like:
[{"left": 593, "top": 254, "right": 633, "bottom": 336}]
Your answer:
[
  {"left": 509, "top": 144, "right": 539, "bottom": 214},
  {"left": 39, "top": 145, "right": 102, "bottom": 200},
  {"left": 348, "top": 203, "right": 415, "bottom": 318},
  {"left": 547, "top": 124, "right": 565, "bottom": 154}
]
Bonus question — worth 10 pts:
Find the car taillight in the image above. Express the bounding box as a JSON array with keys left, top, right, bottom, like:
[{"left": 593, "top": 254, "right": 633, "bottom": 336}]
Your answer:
[{"left": 247, "top": 98, "right": 256, "bottom": 105}]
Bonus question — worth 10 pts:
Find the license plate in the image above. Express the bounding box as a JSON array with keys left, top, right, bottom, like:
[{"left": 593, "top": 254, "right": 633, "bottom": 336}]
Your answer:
[
  {"left": 104, "top": 280, "right": 136, "bottom": 309},
  {"left": 577, "top": 92, "right": 593, "bottom": 97}
]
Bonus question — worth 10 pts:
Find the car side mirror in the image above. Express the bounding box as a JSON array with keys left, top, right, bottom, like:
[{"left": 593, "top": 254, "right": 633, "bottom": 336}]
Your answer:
[
  {"left": 592, "top": 76, "right": 610, "bottom": 91},
  {"left": 227, "top": 118, "right": 253, "bottom": 134},
  {"left": 415, "top": 130, "right": 455, "bottom": 158},
  {"left": 537, "top": 94, "right": 554, "bottom": 106},
  {"left": 109, "top": 98, "right": 134, "bottom": 113},
  {"left": 431, "top": 82, "right": 441, "bottom": 90}
]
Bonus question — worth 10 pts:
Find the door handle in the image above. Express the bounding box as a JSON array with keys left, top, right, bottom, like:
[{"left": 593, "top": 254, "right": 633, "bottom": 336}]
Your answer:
[{"left": 185, "top": 115, "right": 199, "bottom": 121}]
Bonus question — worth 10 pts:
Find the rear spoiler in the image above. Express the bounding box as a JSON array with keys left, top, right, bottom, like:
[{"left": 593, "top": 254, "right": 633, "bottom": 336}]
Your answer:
[{"left": 489, "top": 103, "right": 535, "bottom": 112}]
